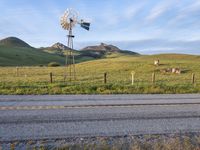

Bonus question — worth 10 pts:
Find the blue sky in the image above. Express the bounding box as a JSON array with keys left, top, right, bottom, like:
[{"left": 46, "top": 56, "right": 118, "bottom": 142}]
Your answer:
[{"left": 0, "top": 0, "right": 200, "bottom": 54}]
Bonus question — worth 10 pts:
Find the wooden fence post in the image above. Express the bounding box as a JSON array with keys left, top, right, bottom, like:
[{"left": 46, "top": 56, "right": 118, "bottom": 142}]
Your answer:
[
  {"left": 152, "top": 72, "right": 155, "bottom": 83},
  {"left": 104, "top": 72, "right": 107, "bottom": 84},
  {"left": 192, "top": 73, "right": 195, "bottom": 84},
  {"left": 50, "top": 72, "right": 53, "bottom": 83},
  {"left": 10, "top": 143, "right": 15, "bottom": 150},
  {"left": 131, "top": 71, "right": 135, "bottom": 85},
  {"left": 64, "top": 73, "right": 67, "bottom": 82},
  {"left": 16, "top": 67, "right": 19, "bottom": 76}
]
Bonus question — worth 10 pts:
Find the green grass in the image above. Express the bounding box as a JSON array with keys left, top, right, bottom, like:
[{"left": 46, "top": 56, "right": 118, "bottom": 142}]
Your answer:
[{"left": 0, "top": 53, "right": 200, "bottom": 94}]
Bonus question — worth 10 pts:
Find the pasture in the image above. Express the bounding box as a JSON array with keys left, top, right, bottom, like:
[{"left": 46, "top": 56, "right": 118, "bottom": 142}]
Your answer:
[{"left": 0, "top": 54, "right": 200, "bottom": 94}]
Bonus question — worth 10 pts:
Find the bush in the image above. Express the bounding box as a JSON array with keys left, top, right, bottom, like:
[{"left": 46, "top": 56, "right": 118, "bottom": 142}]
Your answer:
[{"left": 48, "top": 62, "right": 60, "bottom": 67}]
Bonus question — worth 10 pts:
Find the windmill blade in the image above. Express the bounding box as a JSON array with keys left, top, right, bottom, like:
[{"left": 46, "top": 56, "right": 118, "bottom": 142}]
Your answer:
[
  {"left": 60, "top": 9, "right": 78, "bottom": 31},
  {"left": 80, "top": 22, "right": 90, "bottom": 31}
]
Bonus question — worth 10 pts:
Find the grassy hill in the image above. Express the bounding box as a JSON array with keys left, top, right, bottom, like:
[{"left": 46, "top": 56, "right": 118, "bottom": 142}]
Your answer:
[
  {"left": 0, "top": 37, "right": 31, "bottom": 48},
  {"left": 0, "top": 37, "right": 139, "bottom": 66},
  {"left": 0, "top": 45, "right": 66, "bottom": 66},
  {"left": 40, "top": 42, "right": 139, "bottom": 64},
  {"left": 39, "top": 45, "right": 96, "bottom": 63},
  {"left": 0, "top": 37, "right": 66, "bottom": 66},
  {"left": 39, "top": 45, "right": 138, "bottom": 64},
  {"left": 75, "top": 53, "right": 200, "bottom": 82}
]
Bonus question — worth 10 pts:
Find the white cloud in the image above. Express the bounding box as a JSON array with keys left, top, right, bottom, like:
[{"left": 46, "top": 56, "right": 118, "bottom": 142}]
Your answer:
[
  {"left": 168, "top": 1, "right": 200, "bottom": 26},
  {"left": 95, "top": 2, "right": 145, "bottom": 28},
  {"left": 146, "top": 1, "right": 174, "bottom": 22},
  {"left": 124, "top": 2, "right": 145, "bottom": 20},
  {"left": 0, "top": 4, "right": 65, "bottom": 47}
]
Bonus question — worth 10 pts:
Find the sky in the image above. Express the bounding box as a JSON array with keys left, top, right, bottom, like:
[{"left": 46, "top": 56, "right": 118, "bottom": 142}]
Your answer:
[{"left": 0, "top": 0, "right": 200, "bottom": 54}]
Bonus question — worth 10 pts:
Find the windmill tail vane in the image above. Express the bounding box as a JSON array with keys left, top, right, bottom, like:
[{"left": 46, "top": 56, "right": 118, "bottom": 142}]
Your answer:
[{"left": 80, "top": 21, "right": 90, "bottom": 31}]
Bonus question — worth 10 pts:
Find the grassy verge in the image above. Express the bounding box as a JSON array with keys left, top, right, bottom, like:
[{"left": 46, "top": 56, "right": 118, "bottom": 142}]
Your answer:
[{"left": 0, "top": 82, "right": 200, "bottom": 95}]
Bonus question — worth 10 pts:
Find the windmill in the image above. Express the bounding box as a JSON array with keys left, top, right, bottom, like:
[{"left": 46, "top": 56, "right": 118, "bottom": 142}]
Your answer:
[{"left": 60, "top": 8, "right": 90, "bottom": 81}]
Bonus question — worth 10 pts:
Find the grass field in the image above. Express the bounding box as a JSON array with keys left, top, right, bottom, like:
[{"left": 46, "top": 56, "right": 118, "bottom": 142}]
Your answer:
[{"left": 0, "top": 54, "right": 200, "bottom": 94}]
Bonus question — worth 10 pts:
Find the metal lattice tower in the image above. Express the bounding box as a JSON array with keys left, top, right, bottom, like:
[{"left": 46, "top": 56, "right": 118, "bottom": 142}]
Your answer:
[{"left": 66, "top": 19, "right": 76, "bottom": 81}]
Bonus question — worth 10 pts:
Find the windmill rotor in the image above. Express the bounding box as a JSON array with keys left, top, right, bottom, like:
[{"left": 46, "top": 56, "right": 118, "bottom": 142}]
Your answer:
[
  {"left": 60, "top": 8, "right": 90, "bottom": 31},
  {"left": 60, "top": 8, "right": 78, "bottom": 30}
]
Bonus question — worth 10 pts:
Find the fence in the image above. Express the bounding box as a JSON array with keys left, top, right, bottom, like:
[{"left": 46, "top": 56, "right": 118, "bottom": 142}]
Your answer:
[{"left": 0, "top": 67, "right": 199, "bottom": 86}]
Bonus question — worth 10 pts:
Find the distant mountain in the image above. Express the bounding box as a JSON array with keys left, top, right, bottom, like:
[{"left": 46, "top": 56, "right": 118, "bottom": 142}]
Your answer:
[
  {"left": 50, "top": 42, "right": 72, "bottom": 50},
  {"left": 40, "top": 42, "right": 101, "bottom": 63},
  {"left": 82, "top": 43, "right": 121, "bottom": 52},
  {"left": 81, "top": 43, "right": 139, "bottom": 58},
  {"left": 0, "top": 37, "right": 32, "bottom": 48},
  {"left": 39, "top": 42, "right": 78, "bottom": 56}
]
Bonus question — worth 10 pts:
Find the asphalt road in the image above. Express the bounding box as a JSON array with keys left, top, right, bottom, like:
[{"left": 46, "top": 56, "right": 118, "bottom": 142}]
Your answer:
[{"left": 0, "top": 94, "right": 200, "bottom": 142}]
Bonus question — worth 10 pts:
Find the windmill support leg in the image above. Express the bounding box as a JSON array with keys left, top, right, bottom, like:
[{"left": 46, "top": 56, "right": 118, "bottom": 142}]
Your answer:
[{"left": 65, "top": 26, "right": 76, "bottom": 82}]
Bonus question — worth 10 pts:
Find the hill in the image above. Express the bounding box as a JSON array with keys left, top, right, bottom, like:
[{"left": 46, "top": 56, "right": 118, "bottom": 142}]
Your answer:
[
  {"left": 76, "top": 53, "right": 200, "bottom": 74},
  {"left": 51, "top": 42, "right": 71, "bottom": 50},
  {"left": 0, "top": 37, "right": 31, "bottom": 48},
  {"left": 0, "top": 37, "right": 65, "bottom": 66},
  {"left": 40, "top": 43, "right": 96, "bottom": 63},
  {"left": 0, "top": 37, "right": 139, "bottom": 66},
  {"left": 40, "top": 42, "right": 139, "bottom": 63},
  {"left": 81, "top": 43, "right": 139, "bottom": 58},
  {"left": 82, "top": 43, "right": 121, "bottom": 52},
  {"left": 40, "top": 42, "right": 79, "bottom": 56}
]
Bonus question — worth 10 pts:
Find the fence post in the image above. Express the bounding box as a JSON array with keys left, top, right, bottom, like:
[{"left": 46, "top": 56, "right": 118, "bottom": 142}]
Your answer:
[
  {"left": 64, "top": 73, "right": 67, "bottom": 82},
  {"left": 10, "top": 143, "right": 15, "bottom": 150},
  {"left": 131, "top": 71, "right": 135, "bottom": 85},
  {"left": 152, "top": 72, "right": 155, "bottom": 83},
  {"left": 50, "top": 72, "right": 53, "bottom": 83},
  {"left": 192, "top": 73, "right": 195, "bottom": 84},
  {"left": 104, "top": 72, "right": 107, "bottom": 84},
  {"left": 16, "top": 67, "right": 19, "bottom": 76}
]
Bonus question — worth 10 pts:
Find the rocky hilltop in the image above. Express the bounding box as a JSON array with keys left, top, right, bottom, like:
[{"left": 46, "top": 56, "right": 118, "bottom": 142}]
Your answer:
[
  {"left": 51, "top": 42, "right": 71, "bottom": 50},
  {"left": 81, "top": 43, "right": 121, "bottom": 52}
]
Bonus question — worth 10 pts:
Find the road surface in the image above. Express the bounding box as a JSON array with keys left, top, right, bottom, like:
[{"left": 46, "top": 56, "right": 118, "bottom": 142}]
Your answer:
[{"left": 0, "top": 94, "right": 200, "bottom": 142}]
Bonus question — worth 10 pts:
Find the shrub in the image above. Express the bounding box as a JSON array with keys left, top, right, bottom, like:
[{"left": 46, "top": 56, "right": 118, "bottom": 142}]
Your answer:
[{"left": 48, "top": 62, "right": 60, "bottom": 67}]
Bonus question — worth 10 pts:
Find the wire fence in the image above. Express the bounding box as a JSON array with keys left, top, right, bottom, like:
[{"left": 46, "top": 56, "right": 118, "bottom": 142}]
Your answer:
[{"left": 0, "top": 67, "right": 199, "bottom": 86}]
